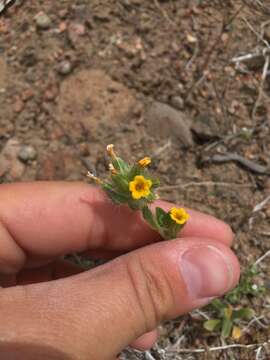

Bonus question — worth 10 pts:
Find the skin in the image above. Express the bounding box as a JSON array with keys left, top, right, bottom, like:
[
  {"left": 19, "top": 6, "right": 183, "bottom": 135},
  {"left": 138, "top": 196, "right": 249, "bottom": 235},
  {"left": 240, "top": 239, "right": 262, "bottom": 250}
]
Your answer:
[{"left": 0, "top": 182, "right": 240, "bottom": 360}]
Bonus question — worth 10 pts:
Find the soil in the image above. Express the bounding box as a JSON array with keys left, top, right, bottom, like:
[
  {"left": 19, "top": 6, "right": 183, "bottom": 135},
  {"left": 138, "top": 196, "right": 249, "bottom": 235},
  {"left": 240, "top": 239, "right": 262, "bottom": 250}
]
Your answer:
[{"left": 0, "top": 1, "right": 269, "bottom": 359}]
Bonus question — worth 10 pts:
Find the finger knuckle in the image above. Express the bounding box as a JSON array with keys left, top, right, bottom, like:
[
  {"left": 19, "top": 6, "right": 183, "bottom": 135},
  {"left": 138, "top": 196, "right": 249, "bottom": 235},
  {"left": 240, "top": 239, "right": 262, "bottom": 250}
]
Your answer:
[{"left": 125, "top": 254, "right": 173, "bottom": 332}]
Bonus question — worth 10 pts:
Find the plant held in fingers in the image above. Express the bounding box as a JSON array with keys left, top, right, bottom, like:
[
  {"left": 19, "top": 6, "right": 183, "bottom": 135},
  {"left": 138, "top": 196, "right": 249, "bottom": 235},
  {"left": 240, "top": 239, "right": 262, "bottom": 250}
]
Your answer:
[{"left": 87, "top": 144, "right": 189, "bottom": 240}]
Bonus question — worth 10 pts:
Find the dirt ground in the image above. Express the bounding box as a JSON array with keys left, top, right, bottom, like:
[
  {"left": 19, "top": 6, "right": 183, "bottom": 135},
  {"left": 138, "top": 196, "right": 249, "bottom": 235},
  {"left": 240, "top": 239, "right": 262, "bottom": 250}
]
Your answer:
[{"left": 0, "top": 0, "right": 270, "bottom": 359}]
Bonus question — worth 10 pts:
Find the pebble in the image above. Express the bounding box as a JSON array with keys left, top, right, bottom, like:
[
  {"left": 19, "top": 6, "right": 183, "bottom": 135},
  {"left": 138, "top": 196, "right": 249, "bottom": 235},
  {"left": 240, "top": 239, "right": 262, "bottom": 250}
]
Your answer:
[
  {"left": 13, "top": 97, "right": 24, "bottom": 113},
  {"left": 57, "top": 60, "right": 72, "bottom": 75},
  {"left": 18, "top": 145, "right": 37, "bottom": 163},
  {"left": 35, "top": 12, "right": 52, "bottom": 30},
  {"left": 145, "top": 101, "right": 194, "bottom": 148},
  {"left": 171, "top": 96, "right": 184, "bottom": 110},
  {"left": 191, "top": 113, "right": 219, "bottom": 141},
  {"left": 0, "top": 139, "right": 25, "bottom": 180}
]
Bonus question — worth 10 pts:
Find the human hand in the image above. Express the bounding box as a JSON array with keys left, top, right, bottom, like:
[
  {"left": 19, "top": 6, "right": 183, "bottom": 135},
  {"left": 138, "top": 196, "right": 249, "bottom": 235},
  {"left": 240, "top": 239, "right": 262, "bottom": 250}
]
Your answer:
[{"left": 0, "top": 182, "right": 240, "bottom": 360}]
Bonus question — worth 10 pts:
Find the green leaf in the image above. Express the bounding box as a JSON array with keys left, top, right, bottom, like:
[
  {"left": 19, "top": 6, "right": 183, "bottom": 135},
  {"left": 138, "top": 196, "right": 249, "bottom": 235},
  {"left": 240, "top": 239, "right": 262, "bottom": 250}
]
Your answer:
[
  {"left": 102, "top": 186, "right": 128, "bottom": 204},
  {"left": 146, "top": 192, "right": 157, "bottom": 202},
  {"left": 211, "top": 299, "right": 227, "bottom": 311},
  {"left": 221, "top": 318, "right": 233, "bottom": 338},
  {"left": 155, "top": 207, "right": 167, "bottom": 227},
  {"left": 151, "top": 178, "right": 160, "bottom": 188},
  {"left": 142, "top": 206, "right": 158, "bottom": 230},
  {"left": 111, "top": 174, "right": 129, "bottom": 193},
  {"left": 203, "top": 319, "right": 221, "bottom": 332},
  {"left": 232, "top": 308, "right": 255, "bottom": 320},
  {"left": 112, "top": 157, "right": 130, "bottom": 174},
  {"left": 127, "top": 165, "right": 141, "bottom": 181}
]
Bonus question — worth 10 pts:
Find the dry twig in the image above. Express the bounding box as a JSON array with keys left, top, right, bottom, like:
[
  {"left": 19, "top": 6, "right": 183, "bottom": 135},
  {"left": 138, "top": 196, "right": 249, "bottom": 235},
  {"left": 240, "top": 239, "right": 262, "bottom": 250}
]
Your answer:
[{"left": 166, "top": 340, "right": 270, "bottom": 354}]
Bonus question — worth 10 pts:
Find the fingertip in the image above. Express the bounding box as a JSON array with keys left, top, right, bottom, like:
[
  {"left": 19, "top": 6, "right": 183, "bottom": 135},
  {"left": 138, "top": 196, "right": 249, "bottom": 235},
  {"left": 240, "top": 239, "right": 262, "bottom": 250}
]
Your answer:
[
  {"left": 129, "top": 329, "right": 158, "bottom": 351},
  {"left": 181, "top": 211, "right": 235, "bottom": 247}
]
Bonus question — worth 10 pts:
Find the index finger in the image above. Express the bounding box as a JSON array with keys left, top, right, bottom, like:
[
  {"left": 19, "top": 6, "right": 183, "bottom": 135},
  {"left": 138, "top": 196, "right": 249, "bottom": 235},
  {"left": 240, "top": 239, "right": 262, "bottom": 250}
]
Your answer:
[{"left": 0, "top": 182, "right": 233, "bottom": 271}]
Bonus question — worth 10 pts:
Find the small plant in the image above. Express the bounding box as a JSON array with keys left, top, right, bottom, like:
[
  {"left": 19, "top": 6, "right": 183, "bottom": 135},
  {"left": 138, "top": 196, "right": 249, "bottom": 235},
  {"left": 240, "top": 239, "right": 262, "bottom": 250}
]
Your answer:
[
  {"left": 225, "top": 265, "right": 266, "bottom": 304},
  {"left": 203, "top": 299, "right": 254, "bottom": 339},
  {"left": 203, "top": 265, "right": 266, "bottom": 339},
  {"left": 87, "top": 145, "right": 267, "bottom": 342},
  {"left": 87, "top": 144, "right": 189, "bottom": 240}
]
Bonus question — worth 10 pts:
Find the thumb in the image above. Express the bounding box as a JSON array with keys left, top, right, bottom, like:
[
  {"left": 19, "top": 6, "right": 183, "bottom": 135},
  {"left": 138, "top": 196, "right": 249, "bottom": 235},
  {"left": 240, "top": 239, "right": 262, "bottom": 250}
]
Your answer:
[{"left": 0, "top": 238, "right": 240, "bottom": 360}]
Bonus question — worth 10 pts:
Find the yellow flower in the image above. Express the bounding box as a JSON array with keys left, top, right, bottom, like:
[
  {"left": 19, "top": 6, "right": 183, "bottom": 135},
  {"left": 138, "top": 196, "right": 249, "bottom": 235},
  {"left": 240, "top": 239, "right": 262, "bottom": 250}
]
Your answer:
[
  {"left": 170, "top": 207, "right": 189, "bottom": 225},
  {"left": 138, "top": 157, "right": 151, "bottom": 167},
  {"left": 232, "top": 326, "right": 242, "bottom": 340},
  {"left": 129, "top": 175, "right": 152, "bottom": 200}
]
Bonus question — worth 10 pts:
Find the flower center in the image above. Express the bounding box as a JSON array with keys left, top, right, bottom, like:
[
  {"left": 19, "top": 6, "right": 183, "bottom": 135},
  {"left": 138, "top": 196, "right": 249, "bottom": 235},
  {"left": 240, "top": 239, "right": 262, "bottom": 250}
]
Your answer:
[{"left": 135, "top": 182, "right": 145, "bottom": 191}]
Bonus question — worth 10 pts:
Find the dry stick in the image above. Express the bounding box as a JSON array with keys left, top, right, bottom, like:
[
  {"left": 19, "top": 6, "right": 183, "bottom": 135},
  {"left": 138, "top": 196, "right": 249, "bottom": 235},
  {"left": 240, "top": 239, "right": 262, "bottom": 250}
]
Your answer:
[
  {"left": 166, "top": 340, "right": 270, "bottom": 354},
  {"left": 232, "top": 52, "right": 264, "bottom": 64},
  {"left": 252, "top": 194, "right": 270, "bottom": 212},
  {"left": 242, "top": 0, "right": 270, "bottom": 16},
  {"left": 159, "top": 181, "right": 253, "bottom": 192},
  {"left": 254, "top": 249, "right": 270, "bottom": 267},
  {"left": 252, "top": 54, "right": 270, "bottom": 119},
  {"left": 242, "top": 16, "right": 270, "bottom": 49},
  {"left": 260, "top": 19, "right": 270, "bottom": 41},
  {"left": 212, "top": 79, "right": 229, "bottom": 129}
]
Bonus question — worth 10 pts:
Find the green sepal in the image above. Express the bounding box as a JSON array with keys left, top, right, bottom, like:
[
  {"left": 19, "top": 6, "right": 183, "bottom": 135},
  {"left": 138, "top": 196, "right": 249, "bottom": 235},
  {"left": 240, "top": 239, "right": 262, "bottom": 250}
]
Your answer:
[
  {"left": 155, "top": 207, "right": 168, "bottom": 227},
  {"left": 111, "top": 174, "right": 129, "bottom": 193},
  {"left": 151, "top": 178, "right": 160, "bottom": 188},
  {"left": 221, "top": 318, "right": 233, "bottom": 338},
  {"left": 102, "top": 184, "right": 129, "bottom": 204},
  {"left": 146, "top": 192, "right": 157, "bottom": 202},
  {"left": 127, "top": 165, "right": 142, "bottom": 181},
  {"left": 112, "top": 157, "right": 130, "bottom": 174},
  {"left": 128, "top": 199, "right": 145, "bottom": 210},
  {"left": 142, "top": 206, "right": 159, "bottom": 230},
  {"left": 170, "top": 222, "right": 182, "bottom": 239},
  {"left": 203, "top": 319, "right": 221, "bottom": 332}
]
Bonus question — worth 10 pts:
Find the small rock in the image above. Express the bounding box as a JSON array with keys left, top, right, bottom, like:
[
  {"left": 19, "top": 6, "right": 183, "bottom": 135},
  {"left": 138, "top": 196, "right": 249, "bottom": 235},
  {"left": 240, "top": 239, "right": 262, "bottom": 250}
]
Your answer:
[
  {"left": 186, "top": 33, "right": 197, "bottom": 43},
  {"left": 57, "top": 60, "right": 72, "bottom": 75},
  {"left": 59, "top": 22, "right": 67, "bottom": 33},
  {"left": 58, "top": 9, "right": 68, "bottom": 19},
  {"left": 21, "top": 88, "right": 34, "bottom": 102},
  {"left": 43, "top": 85, "right": 59, "bottom": 101},
  {"left": 68, "top": 23, "right": 85, "bottom": 46},
  {"left": 0, "top": 139, "right": 25, "bottom": 180},
  {"left": 145, "top": 102, "right": 194, "bottom": 148},
  {"left": 171, "top": 96, "right": 184, "bottom": 110},
  {"left": 13, "top": 97, "right": 24, "bottom": 113},
  {"left": 35, "top": 12, "right": 52, "bottom": 30},
  {"left": 191, "top": 113, "right": 220, "bottom": 142},
  {"left": 18, "top": 145, "right": 37, "bottom": 163}
]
